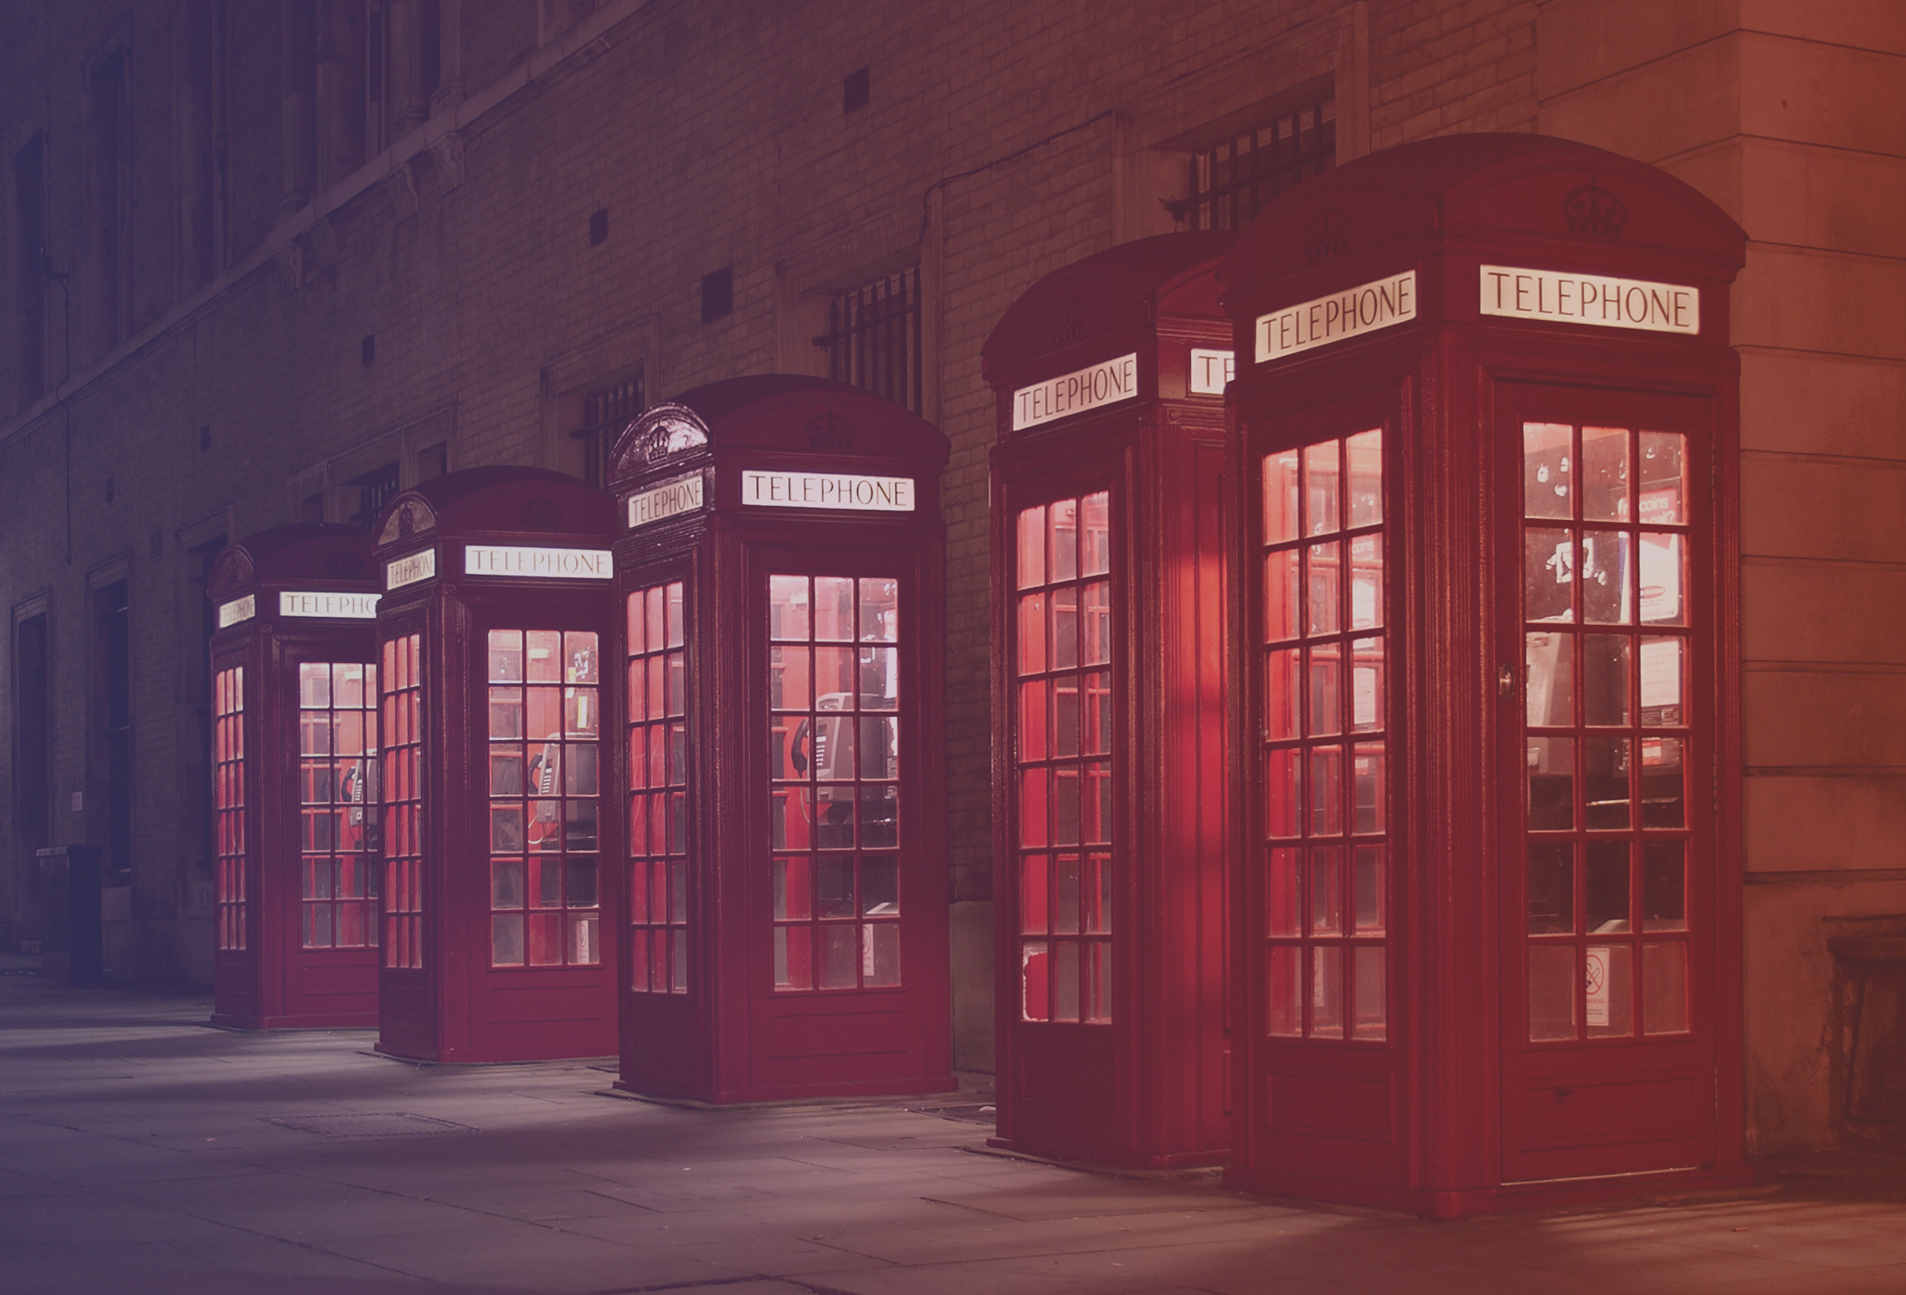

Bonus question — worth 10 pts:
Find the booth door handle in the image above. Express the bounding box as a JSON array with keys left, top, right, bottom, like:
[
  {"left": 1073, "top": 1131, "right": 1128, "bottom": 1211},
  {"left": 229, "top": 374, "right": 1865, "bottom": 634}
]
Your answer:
[{"left": 1498, "top": 664, "right": 1515, "bottom": 698}]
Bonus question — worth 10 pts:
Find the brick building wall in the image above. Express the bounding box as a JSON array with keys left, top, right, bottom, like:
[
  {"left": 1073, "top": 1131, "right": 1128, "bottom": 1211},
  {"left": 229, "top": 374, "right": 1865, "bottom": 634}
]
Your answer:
[{"left": 2, "top": 0, "right": 1900, "bottom": 1148}]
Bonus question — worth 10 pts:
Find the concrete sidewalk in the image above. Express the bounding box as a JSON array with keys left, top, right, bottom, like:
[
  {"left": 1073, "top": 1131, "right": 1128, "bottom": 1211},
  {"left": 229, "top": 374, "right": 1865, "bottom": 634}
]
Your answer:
[{"left": 4, "top": 968, "right": 1905, "bottom": 1294}]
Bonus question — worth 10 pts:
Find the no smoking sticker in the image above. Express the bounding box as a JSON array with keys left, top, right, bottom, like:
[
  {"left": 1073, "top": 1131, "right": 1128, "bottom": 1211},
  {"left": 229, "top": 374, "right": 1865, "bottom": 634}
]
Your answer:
[{"left": 1585, "top": 946, "right": 1611, "bottom": 1027}]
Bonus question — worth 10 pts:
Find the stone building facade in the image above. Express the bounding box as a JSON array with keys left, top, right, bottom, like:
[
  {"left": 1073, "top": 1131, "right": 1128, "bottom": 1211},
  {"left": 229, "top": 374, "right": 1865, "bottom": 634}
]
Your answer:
[{"left": 2, "top": 0, "right": 1901, "bottom": 1153}]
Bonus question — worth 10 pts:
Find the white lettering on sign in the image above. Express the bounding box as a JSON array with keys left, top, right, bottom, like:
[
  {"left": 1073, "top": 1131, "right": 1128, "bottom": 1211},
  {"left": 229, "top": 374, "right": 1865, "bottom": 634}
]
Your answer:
[
  {"left": 739, "top": 471, "right": 915, "bottom": 512},
  {"left": 1189, "top": 348, "right": 1235, "bottom": 395},
  {"left": 386, "top": 548, "right": 438, "bottom": 590},
  {"left": 1011, "top": 352, "right": 1139, "bottom": 430},
  {"left": 627, "top": 473, "right": 705, "bottom": 530},
  {"left": 1256, "top": 271, "right": 1417, "bottom": 363},
  {"left": 1480, "top": 265, "right": 1699, "bottom": 335},
  {"left": 464, "top": 545, "right": 613, "bottom": 580},
  {"left": 278, "top": 590, "right": 380, "bottom": 620},
  {"left": 216, "top": 595, "right": 256, "bottom": 629}
]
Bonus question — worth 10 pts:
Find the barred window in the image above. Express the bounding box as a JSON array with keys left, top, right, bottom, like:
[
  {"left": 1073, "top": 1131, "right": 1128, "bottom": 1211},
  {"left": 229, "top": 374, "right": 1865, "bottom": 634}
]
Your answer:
[
  {"left": 573, "top": 375, "right": 644, "bottom": 491},
  {"left": 813, "top": 267, "right": 923, "bottom": 416},
  {"left": 344, "top": 463, "right": 401, "bottom": 528},
  {"left": 1171, "top": 101, "right": 1335, "bottom": 232}
]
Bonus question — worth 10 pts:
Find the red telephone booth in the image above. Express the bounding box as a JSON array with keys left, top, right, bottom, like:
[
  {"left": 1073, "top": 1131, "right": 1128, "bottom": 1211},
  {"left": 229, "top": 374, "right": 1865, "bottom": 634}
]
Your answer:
[
  {"left": 979, "top": 232, "right": 1235, "bottom": 1167},
  {"left": 608, "top": 376, "right": 953, "bottom": 1102},
  {"left": 1218, "top": 134, "right": 1747, "bottom": 1214},
  {"left": 206, "top": 524, "right": 382, "bottom": 1029},
  {"left": 370, "top": 468, "right": 619, "bottom": 1063}
]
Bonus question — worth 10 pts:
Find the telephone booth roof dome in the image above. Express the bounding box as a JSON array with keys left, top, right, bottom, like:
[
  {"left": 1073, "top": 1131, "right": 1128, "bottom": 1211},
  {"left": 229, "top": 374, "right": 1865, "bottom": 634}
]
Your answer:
[
  {"left": 980, "top": 230, "right": 1237, "bottom": 384},
  {"left": 1218, "top": 133, "right": 1746, "bottom": 305},
  {"left": 371, "top": 466, "right": 614, "bottom": 551},
  {"left": 208, "top": 523, "right": 376, "bottom": 598},
  {"left": 608, "top": 375, "right": 948, "bottom": 493}
]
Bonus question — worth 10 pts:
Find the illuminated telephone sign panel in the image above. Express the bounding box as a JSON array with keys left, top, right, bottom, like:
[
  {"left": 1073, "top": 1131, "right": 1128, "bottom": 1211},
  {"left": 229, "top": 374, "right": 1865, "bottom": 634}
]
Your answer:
[
  {"left": 206, "top": 524, "right": 382, "bottom": 1030},
  {"left": 1217, "top": 134, "right": 1746, "bottom": 1216},
  {"left": 369, "top": 467, "right": 620, "bottom": 1064},
  {"left": 981, "top": 231, "right": 1236, "bottom": 1169},
  {"left": 607, "top": 376, "right": 953, "bottom": 1103}
]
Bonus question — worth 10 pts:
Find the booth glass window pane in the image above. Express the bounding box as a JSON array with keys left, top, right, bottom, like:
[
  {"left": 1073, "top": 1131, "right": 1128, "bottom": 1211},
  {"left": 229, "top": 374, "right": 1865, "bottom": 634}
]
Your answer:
[
  {"left": 1012, "top": 492, "right": 1115, "bottom": 1025},
  {"left": 628, "top": 582, "right": 688, "bottom": 992},
  {"left": 489, "top": 628, "right": 602, "bottom": 969},
  {"left": 771, "top": 574, "right": 905, "bottom": 993},
  {"left": 1351, "top": 946, "right": 1386, "bottom": 1040},
  {"left": 1519, "top": 422, "right": 1695, "bottom": 1044},
  {"left": 381, "top": 635, "right": 423, "bottom": 968},
  {"left": 300, "top": 661, "right": 380, "bottom": 949},
  {"left": 1260, "top": 431, "right": 1387, "bottom": 1043},
  {"left": 1642, "top": 941, "right": 1690, "bottom": 1034},
  {"left": 1529, "top": 944, "right": 1577, "bottom": 1041},
  {"left": 214, "top": 667, "right": 247, "bottom": 951}
]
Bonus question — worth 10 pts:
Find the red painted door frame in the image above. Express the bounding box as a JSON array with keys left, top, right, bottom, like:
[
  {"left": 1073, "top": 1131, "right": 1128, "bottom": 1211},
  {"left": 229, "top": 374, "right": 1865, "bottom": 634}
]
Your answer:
[{"left": 1218, "top": 134, "right": 1747, "bottom": 1215}]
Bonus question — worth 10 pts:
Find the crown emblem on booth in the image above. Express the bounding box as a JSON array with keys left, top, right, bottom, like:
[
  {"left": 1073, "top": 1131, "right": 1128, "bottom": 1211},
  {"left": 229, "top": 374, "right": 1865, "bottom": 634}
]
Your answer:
[
  {"left": 519, "top": 498, "right": 563, "bottom": 529},
  {"left": 1303, "top": 208, "right": 1349, "bottom": 263},
  {"left": 1048, "top": 298, "right": 1084, "bottom": 348},
  {"left": 381, "top": 499, "right": 436, "bottom": 544},
  {"left": 634, "top": 413, "right": 710, "bottom": 464},
  {"left": 805, "top": 410, "right": 856, "bottom": 450},
  {"left": 1564, "top": 181, "right": 1627, "bottom": 240},
  {"left": 210, "top": 550, "right": 252, "bottom": 594}
]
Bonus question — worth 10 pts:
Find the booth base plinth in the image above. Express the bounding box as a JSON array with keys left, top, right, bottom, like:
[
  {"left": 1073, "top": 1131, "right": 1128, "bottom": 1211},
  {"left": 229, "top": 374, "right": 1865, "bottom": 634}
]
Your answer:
[
  {"left": 208, "top": 1011, "right": 378, "bottom": 1031},
  {"left": 1223, "top": 1163, "right": 1758, "bottom": 1219},
  {"left": 611, "top": 1073, "right": 957, "bottom": 1107},
  {"left": 374, "top": 1040, "right": 618, "bottom": 1066},
  {"left": 986, "top": 1135, "right": 1230, "bottom": 1172}
]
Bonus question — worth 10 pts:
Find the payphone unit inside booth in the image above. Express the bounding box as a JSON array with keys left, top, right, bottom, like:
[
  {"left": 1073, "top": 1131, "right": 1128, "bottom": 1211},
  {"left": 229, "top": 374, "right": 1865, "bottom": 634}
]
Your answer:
[
  {"left": 370, "top": 468, "right": 620, "bottom": 1064},
  {"left": 206, "top": 524, "right": 383, "bottom": 1030},
  {"left": 608, "top": 376, "right": 954, "bottom": 1104},
  {"left": 980, "top": 232, "right": 1236, "bottom": 1168},
  {"left": 1217, "top": 134, "right": 1747, "bottom": 1216}
]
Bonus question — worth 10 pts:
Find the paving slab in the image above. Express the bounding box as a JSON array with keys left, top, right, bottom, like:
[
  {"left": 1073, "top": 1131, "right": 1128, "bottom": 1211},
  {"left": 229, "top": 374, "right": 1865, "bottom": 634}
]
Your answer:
[{"left": 8, "top": 972, "right": 1906, "bottom": 1294}]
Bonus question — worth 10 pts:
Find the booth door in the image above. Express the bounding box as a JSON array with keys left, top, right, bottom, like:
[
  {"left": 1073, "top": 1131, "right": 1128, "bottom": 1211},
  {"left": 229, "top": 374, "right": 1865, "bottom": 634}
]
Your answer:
[
  {"left": 757, "top": 568, "right": 917, "bottom": 1087},
  {"left": 475, "top": 623, "right": 613, "bottom": 1052},
  {"left": 1006, "top": 490, "right": 1121, "bottom": 1133},
  {"left": 622, "top": 575, "right": 697, "bottom": 1084},
  {"left": 288, "top": 658, "right": 382, "bottom": 1002},
  {"left": 1499, "top": 387, "right": 1717, "bottom": 1183},
  {"left": 210, "top": 656, "right": 254, "bottom": 1021},
  {"left": 377, "top": 625, "right": 430, "bottom": 1047}
]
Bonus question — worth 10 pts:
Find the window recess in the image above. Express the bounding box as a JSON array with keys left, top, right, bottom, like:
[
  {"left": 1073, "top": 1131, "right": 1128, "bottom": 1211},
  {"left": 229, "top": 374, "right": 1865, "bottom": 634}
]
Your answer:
[
  {"left": 1168, "top": 100, "right": 1335, "bottom": 232},
  {"left": 571, "top": 375, "right": 644, "bottom": 492},
  {"left": 813, "top": 266, "right": 923, "bottom": 416}
]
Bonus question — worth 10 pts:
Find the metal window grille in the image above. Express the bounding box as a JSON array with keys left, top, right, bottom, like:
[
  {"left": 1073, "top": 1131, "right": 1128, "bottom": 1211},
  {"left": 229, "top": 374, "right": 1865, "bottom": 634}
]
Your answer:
[
  {"left": 1171, "top": 101, "right": 1336, "bottom": 232},
  {"left": 813, "top": 266, "right": 923, "bottom": 416},
  {"left": 573, "top": 376, "right": 644, "bottom": 491},
  {"left": 345, "top": 463, "right": 401, "bottom": 528}
]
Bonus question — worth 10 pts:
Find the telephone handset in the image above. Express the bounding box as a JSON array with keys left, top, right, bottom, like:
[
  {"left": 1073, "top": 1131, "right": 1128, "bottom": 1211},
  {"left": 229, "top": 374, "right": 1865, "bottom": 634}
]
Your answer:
[{"left": 526, "top": 738, "right": 561, "bottom": 846}]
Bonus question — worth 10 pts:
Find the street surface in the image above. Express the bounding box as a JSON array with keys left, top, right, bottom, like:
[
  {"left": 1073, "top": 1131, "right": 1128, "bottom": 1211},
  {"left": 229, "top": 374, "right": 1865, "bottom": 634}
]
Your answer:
[{"left": 4, "top": 962, "right": 1904, "bottom": 1294}]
